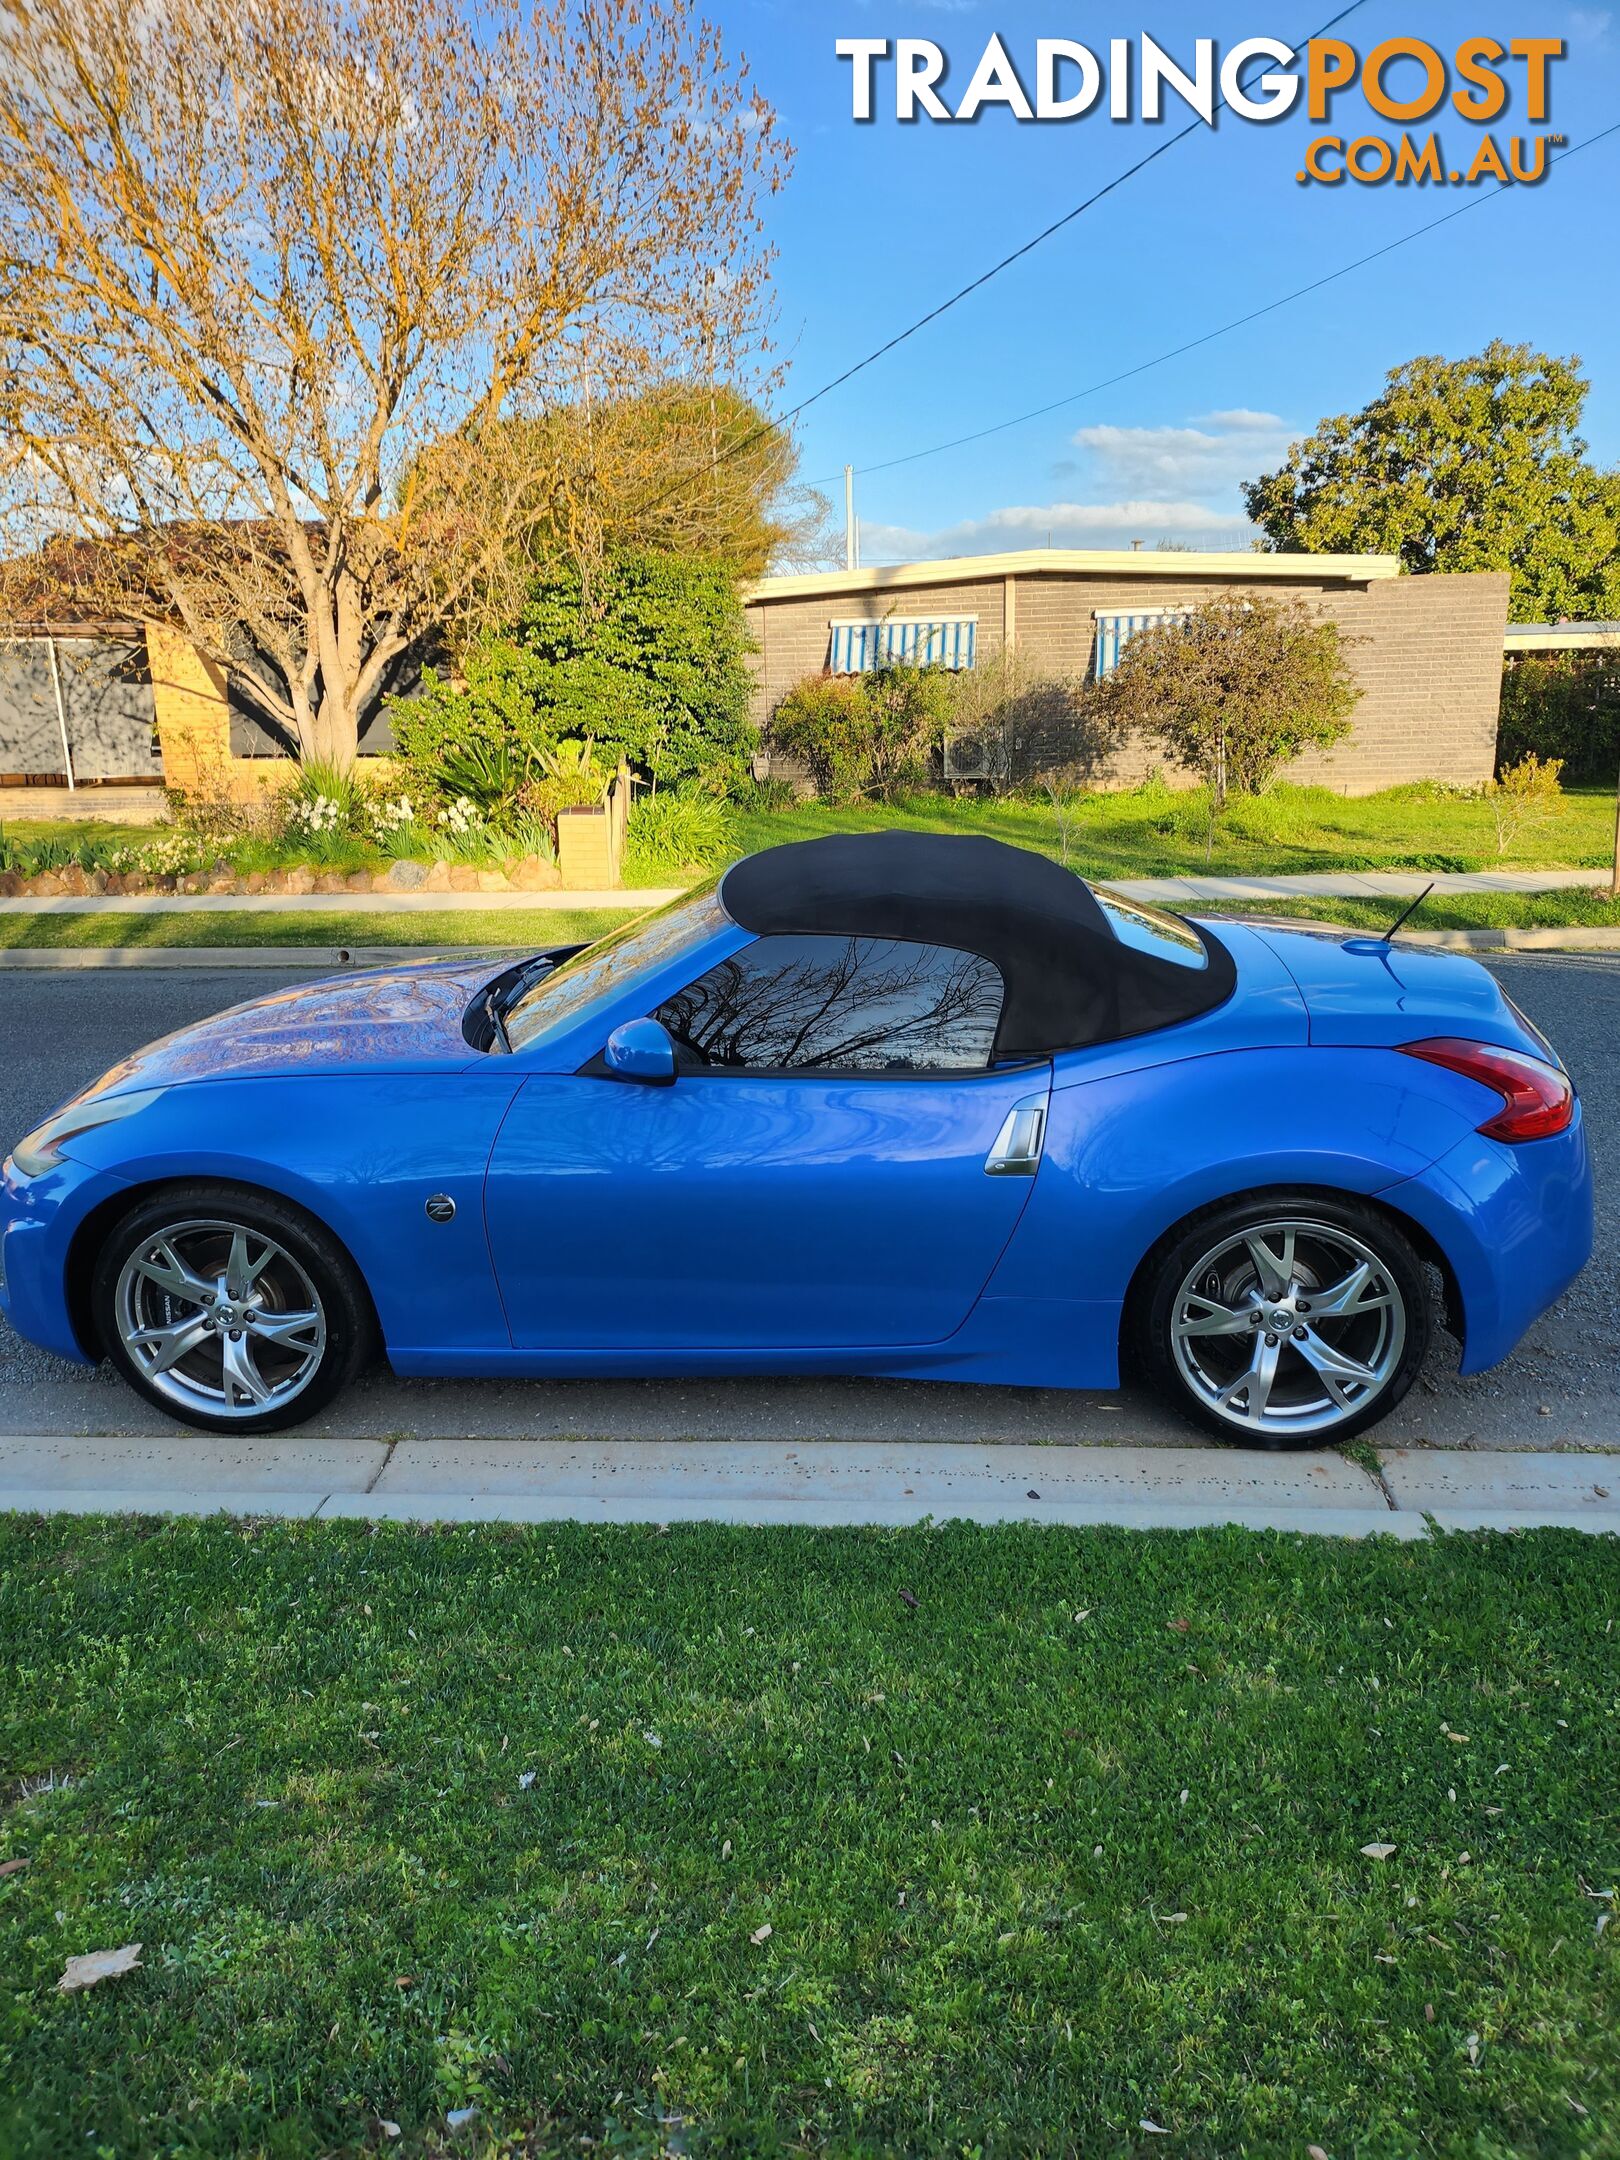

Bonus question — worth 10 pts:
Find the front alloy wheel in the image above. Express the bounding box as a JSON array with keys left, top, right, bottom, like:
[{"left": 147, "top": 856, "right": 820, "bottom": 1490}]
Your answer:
[
  {"left": 114, "top": 1218, "right": 326, "bottom": 1420},
  {"left": 1142, "top": 1200, "right": 1430, "bottom": 1446},
  {"left": 93, "top": 1186, "right": 373, "bottom": 1432}
]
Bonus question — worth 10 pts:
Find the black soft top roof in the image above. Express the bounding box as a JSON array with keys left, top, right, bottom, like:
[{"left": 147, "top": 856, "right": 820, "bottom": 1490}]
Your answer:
[{"left": 719, "top": 833, "right": 1235, "bottom": 1061}]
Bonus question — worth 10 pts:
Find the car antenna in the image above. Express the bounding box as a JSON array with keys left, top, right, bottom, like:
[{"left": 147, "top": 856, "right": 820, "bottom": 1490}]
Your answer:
[{"left": 1381, "top": 881, "right": 1435, "bottom": 944}]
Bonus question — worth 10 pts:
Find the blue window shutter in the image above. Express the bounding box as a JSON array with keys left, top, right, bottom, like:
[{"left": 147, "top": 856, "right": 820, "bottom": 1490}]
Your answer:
[
  {"left": 828, "top": 617, "right": 978, "bottom": 673},
  {"left": 1094, "top": 610, "right": 1182, "bottom": 678}
]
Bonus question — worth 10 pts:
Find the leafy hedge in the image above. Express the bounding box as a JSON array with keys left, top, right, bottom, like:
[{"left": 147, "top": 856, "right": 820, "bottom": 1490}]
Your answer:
[
  {"left": 390, "top": 549, "right": 756, "bottom": 805},
  {"left": 1498, "top": 650, "right": 1620, "bottom": 783}
]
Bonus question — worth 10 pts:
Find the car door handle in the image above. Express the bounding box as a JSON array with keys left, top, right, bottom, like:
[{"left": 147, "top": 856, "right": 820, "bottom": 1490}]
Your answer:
[{"left": 985, "top": 1098, "right": 1047, "bottom": 1177}]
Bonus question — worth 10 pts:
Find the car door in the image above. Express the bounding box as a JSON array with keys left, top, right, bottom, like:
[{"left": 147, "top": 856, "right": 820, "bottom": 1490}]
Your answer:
[{"left": 484, "top": 932, "right": 1052, "bottom": 1351}]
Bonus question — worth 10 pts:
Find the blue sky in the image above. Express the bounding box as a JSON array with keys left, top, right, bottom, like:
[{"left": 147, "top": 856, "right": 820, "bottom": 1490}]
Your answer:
[{"left": 717, "top": 1, "right": 1620, "bottom": 562}]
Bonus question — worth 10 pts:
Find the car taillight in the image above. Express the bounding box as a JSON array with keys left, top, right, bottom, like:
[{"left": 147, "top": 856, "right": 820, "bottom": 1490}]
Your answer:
[{"left": 1399, "top": 1037, "right": 1574, "bottom": 1143}]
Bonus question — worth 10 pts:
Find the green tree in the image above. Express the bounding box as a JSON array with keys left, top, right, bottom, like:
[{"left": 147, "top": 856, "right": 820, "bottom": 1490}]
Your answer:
[
  {"left": 415, "top": 384, "right": 827, "bottom": 597},
  {"left": 1243, "top": 343, "right": 1620, "bottom": 624},
  {"left": 391, "top": 549, "right": 756, "bottom": 803},
  {"left": 1089, "top": 594, "right": 1358, "bottom": 808},
  {"left": 552, "top": 384, "right": 823, "bottom": 580}
]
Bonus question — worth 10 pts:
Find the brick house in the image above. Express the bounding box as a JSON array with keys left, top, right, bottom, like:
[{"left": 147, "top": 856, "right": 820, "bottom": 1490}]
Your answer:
[
  {"left": 742, "top": 548, "right": 1512, "bottom": 794},
  {"left": 0, "top": 615, "right": 396, "bottom": 819},
  {"left": 3, "top": 544, "right": 1514, "bottom": 812}
]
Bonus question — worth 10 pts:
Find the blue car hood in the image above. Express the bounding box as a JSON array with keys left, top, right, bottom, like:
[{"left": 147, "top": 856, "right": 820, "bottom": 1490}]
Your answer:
[
  {"left": 82, "top": 955, "right": 502, "bottom": 1100},
  {"left": 1239, "top": 919, "right": 1546, "bottom": 1056}
]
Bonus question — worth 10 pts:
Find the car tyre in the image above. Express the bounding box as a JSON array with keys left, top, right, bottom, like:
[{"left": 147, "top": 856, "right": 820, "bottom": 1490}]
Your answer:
[
  {"left": 92, "top": 1183, "right": 375, "bottom": 1435},
  {"left": 1136, "top": 1192, "right": 1430, "bottom": 1449}
]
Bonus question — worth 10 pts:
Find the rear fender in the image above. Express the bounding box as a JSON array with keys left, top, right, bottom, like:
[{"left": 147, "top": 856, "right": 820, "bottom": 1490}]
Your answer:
[{"left": 986, "top": 1045, "right": 1500, "bottom": 1321}]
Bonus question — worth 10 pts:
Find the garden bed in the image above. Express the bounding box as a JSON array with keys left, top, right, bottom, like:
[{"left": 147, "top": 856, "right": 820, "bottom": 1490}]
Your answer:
[{"left": 0, "top": 855, "right": 564, "bottom": 900}]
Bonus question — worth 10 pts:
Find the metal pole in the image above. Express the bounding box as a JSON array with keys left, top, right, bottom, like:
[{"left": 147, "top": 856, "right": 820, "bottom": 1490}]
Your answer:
[
  {"left": 45, "top": 635, "right": 75, "bottom": 791},
  {"left": 844, "top": 465, "right": 856, "bottom": 572}
]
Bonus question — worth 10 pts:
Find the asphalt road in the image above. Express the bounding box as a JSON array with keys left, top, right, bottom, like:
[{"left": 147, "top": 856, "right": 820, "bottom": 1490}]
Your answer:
[{"left": 0, "top": 956, "right": 1614, "bottom": 1451}]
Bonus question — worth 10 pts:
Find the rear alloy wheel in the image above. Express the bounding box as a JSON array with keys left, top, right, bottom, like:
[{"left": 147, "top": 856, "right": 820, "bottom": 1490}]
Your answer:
[
  {"left": 93, "top": 1187, "right": 372, "bottom": 1433},
  {"left": 1141, "top": 1199, "right": 1429, "bottom": 1447}
]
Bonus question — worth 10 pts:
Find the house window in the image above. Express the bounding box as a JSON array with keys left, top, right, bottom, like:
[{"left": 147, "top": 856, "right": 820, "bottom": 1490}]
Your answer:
[
  {"left": 828, "top": 617, "right": 977, "bottom": 674},
  {"left": 1093, "top": 609, "right": 1187, "bottom": 679}
]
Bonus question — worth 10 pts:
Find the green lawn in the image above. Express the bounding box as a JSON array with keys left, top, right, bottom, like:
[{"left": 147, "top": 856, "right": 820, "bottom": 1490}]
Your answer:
[
  {"left": 0, "top": 818, "right": 157, "bottom": 850},
  {"left": 0, "top": 908, "right": 625, "bottom": 951},
  {"left": 1, "top": 1515, "right": 1615, "bottom": 2158},
  {"left": 701, "top": 784, "right": 1620, "bottom": 887}
]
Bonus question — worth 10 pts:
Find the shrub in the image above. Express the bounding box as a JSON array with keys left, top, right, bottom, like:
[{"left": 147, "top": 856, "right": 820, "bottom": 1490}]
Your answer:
[
  {"left": 163, "top": 786, "right": 281, "bottom": 848},
  {"left": 623, "top": 790, "right": 735, "bottom": 879},
  {"left": 942, "top": 649, "right": 1099, "bottom": 793},
  {"left": 519, "top": 739, "right": 612, "bottom": 844},
  {"left": 389, "top": 547, "right": 756, "bottom": 810},
  {"left": 1498, "top": 650, "right": 1620, "bottom": 783},
  {"left": 1089, "top": 594, "right": 1360, "bottom": 806},
  {"left": 268, "top": 759, "right": 409, "bottom": 867},
  {"left": 432, "top": 733, "right": 535, "bottom": 820},
  {"left": 1483, "top": 751, "right": 1566, "bottom": 856},
  {"left": 769, "top": 660, "right": 949, "bottom": 801}
]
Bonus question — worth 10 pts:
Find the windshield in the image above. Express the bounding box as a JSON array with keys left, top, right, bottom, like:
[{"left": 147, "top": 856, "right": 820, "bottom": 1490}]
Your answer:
[
  {"left": 1092, "top": 885, "right": 1209, "bottom": 969},
  {"left": 504, "top": 881, "right": 726, "bottom": 1052}
]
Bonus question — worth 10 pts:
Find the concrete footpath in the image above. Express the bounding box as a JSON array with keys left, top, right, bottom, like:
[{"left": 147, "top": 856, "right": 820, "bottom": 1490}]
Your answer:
[{"left": 2, "top": 1436, "right": 1615, "bottom": 1536}]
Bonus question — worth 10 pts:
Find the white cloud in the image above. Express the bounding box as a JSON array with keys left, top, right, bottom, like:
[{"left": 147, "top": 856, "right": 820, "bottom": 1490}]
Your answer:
[
  {"left": 1569, "top": 9, "right": 1611, "bottom": 41},
  {"left": 856, "top": 404, "right": 1292, "bottom": 565},
  {"left": 860, "top": 498, "right": 1259, "bottom": 562},
  {"left": 1195, "top": 407, "right": 1291, "bottom": 432},
  {"left": 1070, "top": 411, "right": 1292, "bottom": 502}
]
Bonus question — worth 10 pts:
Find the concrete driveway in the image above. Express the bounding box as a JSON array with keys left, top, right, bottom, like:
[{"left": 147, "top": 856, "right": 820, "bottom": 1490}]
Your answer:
[{"left": 1, "top": 954, "right": 1615, "bottom": 1452}]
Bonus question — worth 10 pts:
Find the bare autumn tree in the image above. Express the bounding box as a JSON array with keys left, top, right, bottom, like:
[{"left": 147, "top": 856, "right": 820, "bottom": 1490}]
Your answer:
[{"left": 0, "top": 0, "right": 789, "bottom": 764}]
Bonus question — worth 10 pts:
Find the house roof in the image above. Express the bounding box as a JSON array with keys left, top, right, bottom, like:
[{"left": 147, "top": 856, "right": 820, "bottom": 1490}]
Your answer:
[
  {"left": 1503, "top": 622, "right": 1620, "bottom": 651},
  {"left": 742, "top": 546, "right": 1401, "bottom": 605},
  {"left": 718, "top": 832, "right": 1236, "bottom": 1061}
]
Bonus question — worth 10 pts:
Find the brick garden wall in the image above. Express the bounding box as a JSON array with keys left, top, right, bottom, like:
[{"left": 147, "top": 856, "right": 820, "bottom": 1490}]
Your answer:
[{"left": 743, "top": 566, "right": 1511, "bottom": 796}]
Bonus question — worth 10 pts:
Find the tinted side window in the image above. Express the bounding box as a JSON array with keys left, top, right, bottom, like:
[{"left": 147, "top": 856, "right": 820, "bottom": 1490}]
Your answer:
[{"left": 654, "top": 935, "right": 1004, "bottom": 1074}]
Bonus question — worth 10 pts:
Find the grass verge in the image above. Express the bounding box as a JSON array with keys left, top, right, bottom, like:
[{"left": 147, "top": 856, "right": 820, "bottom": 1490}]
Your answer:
[
  {"left": 3, "top": 894, "right": 1617, "bottom": 954},
  {"left": 1197, "top": 890, "right": 1620, "bottom": 933},
  {"left": 0, "top": 1515, "right": 1615, "bottom": 2157},
  {"left": 0, "top": 908, "right": 627, "bottom": 951}
]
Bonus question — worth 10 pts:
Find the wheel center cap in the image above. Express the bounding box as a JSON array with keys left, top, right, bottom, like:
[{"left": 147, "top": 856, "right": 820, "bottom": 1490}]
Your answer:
[{"left": 1268, "top": 1305, "right": 1295, "bottom": 1332}]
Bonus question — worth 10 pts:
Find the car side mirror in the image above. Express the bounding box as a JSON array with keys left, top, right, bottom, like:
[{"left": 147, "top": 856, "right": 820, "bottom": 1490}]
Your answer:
[{"left": 602, "top": 1017, "right": 677, "bottom": 1087}]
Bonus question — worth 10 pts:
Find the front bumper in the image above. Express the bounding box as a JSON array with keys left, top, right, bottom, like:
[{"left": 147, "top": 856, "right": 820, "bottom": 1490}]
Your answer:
[
  {"left": 1383, "top": 1101, "right": 1593, "bottom": 1374},
  {"left": 0, "top": 1150, "right": 130, "bottom": 1366}
]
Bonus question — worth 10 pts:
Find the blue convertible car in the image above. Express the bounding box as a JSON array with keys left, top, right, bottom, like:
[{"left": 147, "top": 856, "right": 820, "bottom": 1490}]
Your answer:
[{"left": 0, "top": 834, "right": 1592, "bottom": 1447}]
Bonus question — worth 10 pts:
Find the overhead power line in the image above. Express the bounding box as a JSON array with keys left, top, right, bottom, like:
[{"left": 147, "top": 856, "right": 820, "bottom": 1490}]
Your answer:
[
  {"left": 782, "top": 0, "right": 1372, "bottom": 428},
  {"left": 631, "top": 4, "right": 1371, "bottom": 521},
  {"left": 820, "top": 117, "right": 1620, "bottom": 489}
]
